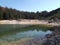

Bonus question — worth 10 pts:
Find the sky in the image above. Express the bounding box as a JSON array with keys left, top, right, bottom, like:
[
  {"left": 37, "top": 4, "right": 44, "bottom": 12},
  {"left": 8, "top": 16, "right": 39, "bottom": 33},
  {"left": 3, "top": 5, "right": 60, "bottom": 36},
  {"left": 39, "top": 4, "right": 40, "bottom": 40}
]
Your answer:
[{"left": 0, "top": 0, "right": 60, "bottom": 12}]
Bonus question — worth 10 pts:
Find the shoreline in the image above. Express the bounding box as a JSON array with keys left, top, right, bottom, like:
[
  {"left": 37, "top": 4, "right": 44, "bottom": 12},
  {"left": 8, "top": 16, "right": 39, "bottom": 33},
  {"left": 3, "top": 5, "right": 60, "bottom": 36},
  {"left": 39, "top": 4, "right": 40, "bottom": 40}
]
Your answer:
[{"left": 0, "top": 20, "right": 60, "bottom": 26}]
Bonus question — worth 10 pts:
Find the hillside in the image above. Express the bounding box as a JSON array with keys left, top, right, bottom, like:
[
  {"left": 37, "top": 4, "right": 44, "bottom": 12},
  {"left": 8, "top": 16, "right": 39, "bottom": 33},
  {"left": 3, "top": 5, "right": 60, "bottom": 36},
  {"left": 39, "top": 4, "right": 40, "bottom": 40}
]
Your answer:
[
  {"left": 0, "top": 6, "right": 60, "bottom": 20},
  {"left": 46, "top": 8, "right": 60, "bottom": 19}
]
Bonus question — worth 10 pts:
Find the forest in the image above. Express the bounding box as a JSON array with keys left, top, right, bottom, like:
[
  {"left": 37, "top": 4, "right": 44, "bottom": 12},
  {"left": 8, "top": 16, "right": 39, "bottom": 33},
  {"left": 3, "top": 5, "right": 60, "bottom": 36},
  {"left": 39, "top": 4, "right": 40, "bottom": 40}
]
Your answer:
[{"left": 0, "top": 6, "right": 60, "bottom": 20}]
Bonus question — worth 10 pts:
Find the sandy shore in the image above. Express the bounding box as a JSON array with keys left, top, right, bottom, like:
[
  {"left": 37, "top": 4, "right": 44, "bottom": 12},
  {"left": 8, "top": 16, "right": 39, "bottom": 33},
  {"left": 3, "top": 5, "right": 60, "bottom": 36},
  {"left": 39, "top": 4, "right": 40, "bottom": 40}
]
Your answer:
[{"left": 0, "top": 19, "right": 60, "bottom": 26}]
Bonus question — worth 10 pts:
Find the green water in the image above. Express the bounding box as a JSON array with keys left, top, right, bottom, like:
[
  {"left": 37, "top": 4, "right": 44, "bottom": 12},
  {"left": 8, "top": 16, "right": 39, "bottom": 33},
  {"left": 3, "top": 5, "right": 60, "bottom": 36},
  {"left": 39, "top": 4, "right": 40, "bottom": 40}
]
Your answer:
[{"left": 0, "top": 24, "right": 52, "bottom": 43}]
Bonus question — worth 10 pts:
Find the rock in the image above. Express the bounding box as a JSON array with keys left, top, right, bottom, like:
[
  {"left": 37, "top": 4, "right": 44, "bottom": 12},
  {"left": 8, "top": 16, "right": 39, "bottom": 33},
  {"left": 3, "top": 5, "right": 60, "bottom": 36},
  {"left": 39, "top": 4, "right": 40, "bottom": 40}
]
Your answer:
[
  {"left": 28, "top": 39, "right": 43, "bottom": 45},
  {"left": 42, "top": 26, "right": 60, "bottom": 45}
]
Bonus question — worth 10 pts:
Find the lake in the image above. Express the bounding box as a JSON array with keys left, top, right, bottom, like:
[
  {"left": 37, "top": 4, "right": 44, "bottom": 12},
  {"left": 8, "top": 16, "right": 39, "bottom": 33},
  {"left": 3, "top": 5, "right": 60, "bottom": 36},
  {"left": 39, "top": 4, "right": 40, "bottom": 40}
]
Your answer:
[{"left": 0, "top": 24, "right": 52, "bottom": 45}]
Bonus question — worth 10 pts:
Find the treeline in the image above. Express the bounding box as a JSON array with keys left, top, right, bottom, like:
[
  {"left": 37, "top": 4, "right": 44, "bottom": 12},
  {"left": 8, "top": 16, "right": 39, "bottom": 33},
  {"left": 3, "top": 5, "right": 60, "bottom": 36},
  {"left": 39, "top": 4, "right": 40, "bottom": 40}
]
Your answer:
[{"left": 0, "top": 6, "right": 60, "bottom": 20}]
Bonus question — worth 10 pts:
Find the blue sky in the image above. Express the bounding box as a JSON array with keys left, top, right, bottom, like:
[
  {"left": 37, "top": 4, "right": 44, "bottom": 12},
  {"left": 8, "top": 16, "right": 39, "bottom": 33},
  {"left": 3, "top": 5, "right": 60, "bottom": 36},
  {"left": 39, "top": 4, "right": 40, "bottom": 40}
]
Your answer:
[{"left": 0, "top": 0, "right": 60, "bottom": 12}]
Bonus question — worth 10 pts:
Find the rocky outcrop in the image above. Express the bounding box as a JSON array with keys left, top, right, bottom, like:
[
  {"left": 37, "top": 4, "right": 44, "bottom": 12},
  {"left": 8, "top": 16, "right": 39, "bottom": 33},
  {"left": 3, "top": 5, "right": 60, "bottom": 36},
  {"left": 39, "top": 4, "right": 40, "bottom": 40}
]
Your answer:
[{"left": 43, "top": 26, "right": 60, "bottom": 45}]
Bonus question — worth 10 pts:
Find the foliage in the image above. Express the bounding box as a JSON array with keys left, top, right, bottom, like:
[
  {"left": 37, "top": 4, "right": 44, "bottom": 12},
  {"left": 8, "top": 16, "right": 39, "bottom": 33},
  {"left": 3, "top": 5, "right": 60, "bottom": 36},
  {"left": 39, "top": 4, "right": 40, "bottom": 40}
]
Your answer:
[
  {"left": 0, "top": 6, "right": 48, "bottom": 20},
  {"left": 0, "top": 6, "right": 60, "bottom": 20}
]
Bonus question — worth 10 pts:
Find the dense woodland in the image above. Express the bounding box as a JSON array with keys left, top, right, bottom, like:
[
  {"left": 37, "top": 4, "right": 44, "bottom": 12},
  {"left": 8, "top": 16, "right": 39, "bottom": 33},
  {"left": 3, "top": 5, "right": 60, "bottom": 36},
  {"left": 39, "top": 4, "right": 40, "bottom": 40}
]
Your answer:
[{"left": 0, "top": 6, "right": 60, "bottom": 20}]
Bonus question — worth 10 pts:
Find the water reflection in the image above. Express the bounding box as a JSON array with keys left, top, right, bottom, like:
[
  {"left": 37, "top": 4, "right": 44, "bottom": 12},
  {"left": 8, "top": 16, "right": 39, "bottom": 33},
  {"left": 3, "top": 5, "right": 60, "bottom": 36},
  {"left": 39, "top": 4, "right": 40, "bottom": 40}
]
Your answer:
[{"left": 0, "top": 29, "right": 52, "bottom": 42}]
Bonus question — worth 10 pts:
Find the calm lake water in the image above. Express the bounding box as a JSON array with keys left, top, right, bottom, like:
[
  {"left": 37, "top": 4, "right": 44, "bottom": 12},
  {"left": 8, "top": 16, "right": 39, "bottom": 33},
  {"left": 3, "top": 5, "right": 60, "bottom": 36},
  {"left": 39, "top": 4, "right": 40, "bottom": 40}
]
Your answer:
[{"left": 0, "top": 24, "right": 52, "bottom": 42}]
